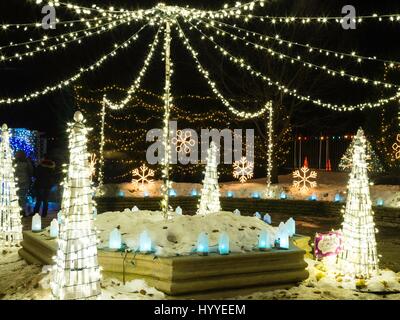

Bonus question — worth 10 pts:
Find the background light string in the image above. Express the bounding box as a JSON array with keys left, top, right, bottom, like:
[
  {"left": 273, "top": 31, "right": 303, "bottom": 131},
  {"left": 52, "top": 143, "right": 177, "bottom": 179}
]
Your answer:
[
  {"left": 200, "top": 17, "right": 400, "bottom": 68},
  {"left": 1, "top": 2, "right": 399, "bottom": 112},
  {"left": 191, "top": 18, "right": 400, "bottom": 88},
  {"left": 0, "top": 23, "right": 149, "bottom": 104},
  {"left": 103, "top": 27, "right": 162, "bottom": 110},
  {"left": 0, "top": 16, "right": 135, "bottom": 63},
  {"left": 176, "top": 20, "right": 272, "bottom": 119},
  {"left": 179, "top": 17, "right": 400, "bottom": 112}
]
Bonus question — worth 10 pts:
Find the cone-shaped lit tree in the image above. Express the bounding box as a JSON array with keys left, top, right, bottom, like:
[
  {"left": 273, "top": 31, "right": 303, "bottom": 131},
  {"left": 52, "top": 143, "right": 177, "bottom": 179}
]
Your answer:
[
  {"left": 51, "top": 112, "right": 101, "bottom": 300},
  {"left": 339, "top": 128, "right": 383, "bottom": 173},
  {"left": 0, "top": 124, "right": 23, "bottom": 247},
  {"left": 336, "top": 128, "right": 379, "bottom": 278},
  {"left": 197, "top": 142, "right": 221, "bottom": 215}
]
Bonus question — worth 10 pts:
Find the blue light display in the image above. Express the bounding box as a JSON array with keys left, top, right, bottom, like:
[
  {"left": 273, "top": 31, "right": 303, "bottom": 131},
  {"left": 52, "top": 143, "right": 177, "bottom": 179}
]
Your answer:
[{"left": 9, "top": 128, "right": 38, "bottom": 161}]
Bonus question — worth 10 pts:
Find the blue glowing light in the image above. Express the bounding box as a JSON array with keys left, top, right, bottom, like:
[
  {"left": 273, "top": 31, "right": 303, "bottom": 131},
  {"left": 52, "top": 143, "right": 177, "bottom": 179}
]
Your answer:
[
  {"left": 139, "top": 230, "right": 152, "bottom": 253},
  {"left": 197, "top": 232, "right": 209, "bottom": 255},
  {"left": 190, "top": 189, "right": 198, "bottom": 197},
  {"left": 280, "top": 192, "right": 287, "bottom": 200},
  {"left": 258, "top": 230, "right": 271, "bottom": 250},
  {"left": 376, "top": 198, "right": 384, "bottom": 207},
  {"left": 10, "top": 128, "right": 39, "bottom": 161},
  {"left": 227, "top": 191, "right": 234, "bottom": 198},
  {"left": 169, "top": 189, "right": 177, "bottom": 197},
  {"left": 254, "top": 212, "right": 262, "bottom": 219},
  {"left": 109, "top": 228, "right": 122, "bottom": 250},
  {"left": 334, "top": 194, "right": 342, "bottom": 203},
  {"left": 263, "top": 214, "right": 272, "bottom": 224},
  {"left": 309, "top": 193, "right": 317, "bottom": 201},
  {"left": 218, "top": 233, "right": 230, "bottom": 255},
  {"left": 251, "top": 192, "right": 261, "bottom": 199}
]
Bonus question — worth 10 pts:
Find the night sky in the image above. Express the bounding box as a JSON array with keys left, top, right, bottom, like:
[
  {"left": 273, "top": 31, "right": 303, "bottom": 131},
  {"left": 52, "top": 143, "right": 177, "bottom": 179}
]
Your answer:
[{"left": 0, "top": 0, "right": 399, "bottom": 139}]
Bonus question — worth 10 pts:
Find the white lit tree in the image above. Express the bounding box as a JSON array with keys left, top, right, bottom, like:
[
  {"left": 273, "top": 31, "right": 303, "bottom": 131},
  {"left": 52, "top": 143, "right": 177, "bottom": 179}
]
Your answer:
[
  {"left": 197, "top": 142, "right": 221, "bottom": 215},
  {"left": 51, "top": 112, "right": 102, "bottom": 300},
  {"left": 336, "top": 128, "right": 379, "bottom": 278},
  {"left": 0, "top": 124, "right": 23, "bottom": 247},
  {"left": 339, "top": 128, "right": 383, "bottom": 173}
]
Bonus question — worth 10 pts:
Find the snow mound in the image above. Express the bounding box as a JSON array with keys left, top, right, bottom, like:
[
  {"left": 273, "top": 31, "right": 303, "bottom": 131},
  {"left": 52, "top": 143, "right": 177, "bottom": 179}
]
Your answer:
[{"left": 95, "top": 210, "right": 277, "bottom": 257}]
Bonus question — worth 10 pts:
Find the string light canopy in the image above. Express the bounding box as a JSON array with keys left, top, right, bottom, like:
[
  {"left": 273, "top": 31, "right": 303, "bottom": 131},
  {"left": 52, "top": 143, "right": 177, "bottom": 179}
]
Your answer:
[{"left": 3, "top": 1, "right": 400, "bottom": 215}]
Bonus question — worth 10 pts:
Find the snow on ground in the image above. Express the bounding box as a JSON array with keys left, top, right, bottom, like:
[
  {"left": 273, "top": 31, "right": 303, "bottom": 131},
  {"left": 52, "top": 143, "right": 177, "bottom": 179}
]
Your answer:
[
  {"left": 235, "top": 259, "right": 400, "bottom": 300},
  {"left": 0, "top": 250, "right": 165, "bottom": 300},
  {"left": 103, "top": 172, "right": 400, "bottom": 208},
  {"left": 2, "top": 250, "right": 400, "bottom": 300},
  {"left": 95, "top": 210, "right": 277, "bottom": 257}
]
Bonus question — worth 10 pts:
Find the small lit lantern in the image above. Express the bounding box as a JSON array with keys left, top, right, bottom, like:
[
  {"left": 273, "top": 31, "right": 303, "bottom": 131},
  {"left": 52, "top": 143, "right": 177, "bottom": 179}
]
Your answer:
[
  {"left": 227, "top": 191, "right": 234, "bottom": 198},
  {"left": 168, "top": 189, "right": 177, "bottom": 197},
  {"left": 109, "top": 228, "right": 122, "bottom": 250},
  {"left": 258, "top": 230, "right": 271, "bottom": 251},
  {"left": 218, "top": 233, "right": 230, "bottom": 255},
  {"left": 131, "top": 206, "right": 139, "bottom": 212},
  {"left": 139, "top": 230, "right": 152, "bottom": 253},
  {"left": 197, "top": 232, "right": 209, "bottom": 256},
  {"left": 309, "top": 193, "right": 317, "bottom": 201},
  {"left": 233, "top": 209, "right": 241, "bottom": 216},
  {"left": 191, "top": 189, "right": 198, "bottom": 197},
  {"left": 49, "top": 219, "right": 59, "bottom": 238},
  {"left": 31, "top": 213, "right": 42, "bottom": 232},
  {"left": 334, "top": 193, "right": 342, "bottom": 203},
  {"left": 278, "top": 221, "right": 286, "bottom": 232},
  {"left": 175, "top": 206, "right": 183, "bottom": 215},
  {"left": 285, "top": 217, "right": 296, "bottom": 237},
  {"left": 118, "top": 190, "right": 125, "bottom": 197},
  {"left": 263, "top": 213, "right": 272, "bottom": 224},
  {"left": 254, "top": 212, "right": 262, "bottom": 219},
  {"left": 376, "top": 198, "right": 384, "bottom": 207},
  {"left": 143, "top": 191, "right": 149, "bottom": 198},
  {"left": 251, "top": 192, "right": 261, "bottom": 199},
  {"left": 275, "top": 228, "right": 289, "bottom": 250},
  {"left": 280, "top": 191, "right": 287, "bottom": 200}
]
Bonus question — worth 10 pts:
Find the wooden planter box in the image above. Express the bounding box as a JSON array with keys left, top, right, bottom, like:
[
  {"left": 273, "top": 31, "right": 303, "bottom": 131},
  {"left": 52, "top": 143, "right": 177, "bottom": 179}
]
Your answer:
[{"left": 19, "top": 231, "right": 310, "bottom": 299}]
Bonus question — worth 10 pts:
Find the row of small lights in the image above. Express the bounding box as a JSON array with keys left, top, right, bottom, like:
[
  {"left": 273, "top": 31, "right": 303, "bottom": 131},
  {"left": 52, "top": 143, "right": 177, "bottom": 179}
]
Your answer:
[{"left": 177, "top": 19, "right": 400, "bottom": 112}]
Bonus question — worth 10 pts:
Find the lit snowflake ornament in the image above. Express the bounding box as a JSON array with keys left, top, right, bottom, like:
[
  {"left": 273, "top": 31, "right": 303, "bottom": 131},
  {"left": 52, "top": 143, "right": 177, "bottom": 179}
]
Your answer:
[
  {"left": 393, "top": 134, "right": 400, "bottom": 160},
  {"left": 132, "top": 164, "right": 155, "bottom": 190},
  {"left": 171, "top": 130, "right": 196, "bottom": 154},
  {"left": 233, "top": 157, "right": 254, "bottom": 183},
  {"left": 293, "top": 166, "right": 317, "bottom": 193}
]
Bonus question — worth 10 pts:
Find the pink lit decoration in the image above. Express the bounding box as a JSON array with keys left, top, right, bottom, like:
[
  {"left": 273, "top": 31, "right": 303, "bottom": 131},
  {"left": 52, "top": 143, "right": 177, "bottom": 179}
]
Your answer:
[{"left": 314, "top": 231, "right": 343, "bottom": 259}]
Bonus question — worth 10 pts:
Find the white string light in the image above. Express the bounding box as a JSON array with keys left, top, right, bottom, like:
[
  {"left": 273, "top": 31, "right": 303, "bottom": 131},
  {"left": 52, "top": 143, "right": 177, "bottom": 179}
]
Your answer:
[
  {"left": 160, "top": 17, "right": 174, "bottom": 219},
  {"left": 265, "top": 102, "right": 273, "bottom": 197},
  {"left": 176, "top": 20, "right": 272, "bottom": 119},
  {"left": 1, "top": 16, "right": 134, "bottom": 63},
  {"left": 336, "top": 128, "right": 379, "bottom": 278},
  {"left": 0, "top": 124, "right": 23, "bottom": 247},
  {"left": 197, "top": 141, "right": 221, "bottom": 215},
  {"left": 0, "top": 24, "right": 149, "bottom": 105},
  {"left": 190, "top": 18, "right": 400, "bottom": 89},
  {"left": 51, "top": 111, "right": 102, "bottom": 300},
  {"left": 179, "top": 18, "right": 400, "bottom": 112},
  {"left": 200, "top": 17, "right": 400, "bottom": 68},
  {"left": 103, "top": 27, "right": 162, "bottom": 110}
]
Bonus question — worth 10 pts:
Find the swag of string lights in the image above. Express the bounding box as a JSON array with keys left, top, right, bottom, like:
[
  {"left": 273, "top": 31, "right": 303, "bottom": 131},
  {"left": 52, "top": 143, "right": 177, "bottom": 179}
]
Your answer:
[{"left": 2, "top": 1, "right": 400, "bottom": 216}]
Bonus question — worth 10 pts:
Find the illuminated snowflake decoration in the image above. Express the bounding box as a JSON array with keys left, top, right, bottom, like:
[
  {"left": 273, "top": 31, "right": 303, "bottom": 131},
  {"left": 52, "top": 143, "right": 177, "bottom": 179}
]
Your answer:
[
  {"left": 233, "top": 157, "right": 254, "bottom": 183},
  {"left": 89, "top": 153, "right": 97, "bottom": 178},
  {"left": 293, "top": 166, "right": 317, "bottom": 193},
  {"left": 171, "top": 130, "right": 196, "bottom": 154},
  {"left": 393, "top": 134, "right": 400, "bottom": 160},
  {"left": 132, "top": 163, "right": 155, "bottom": 190}
]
